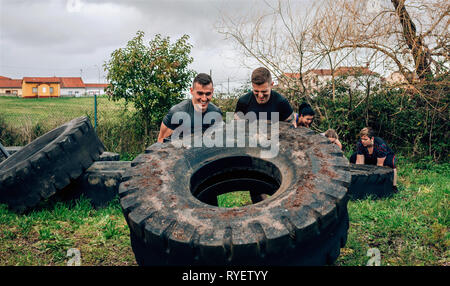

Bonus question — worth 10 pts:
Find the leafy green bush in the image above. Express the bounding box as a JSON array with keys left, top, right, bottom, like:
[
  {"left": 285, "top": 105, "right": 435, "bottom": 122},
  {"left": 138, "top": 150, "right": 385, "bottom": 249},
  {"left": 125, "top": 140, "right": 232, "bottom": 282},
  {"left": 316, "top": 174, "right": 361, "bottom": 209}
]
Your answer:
[{"left": 296, "top": 81, "right": 450, "bottom": 162}]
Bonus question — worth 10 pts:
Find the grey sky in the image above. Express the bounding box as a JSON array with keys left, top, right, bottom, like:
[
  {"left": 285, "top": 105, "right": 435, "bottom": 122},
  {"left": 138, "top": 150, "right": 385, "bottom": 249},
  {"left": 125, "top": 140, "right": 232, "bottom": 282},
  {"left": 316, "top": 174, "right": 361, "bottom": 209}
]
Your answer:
[{"left": 0, "top": 0, "right": 259, "bottom": 92}]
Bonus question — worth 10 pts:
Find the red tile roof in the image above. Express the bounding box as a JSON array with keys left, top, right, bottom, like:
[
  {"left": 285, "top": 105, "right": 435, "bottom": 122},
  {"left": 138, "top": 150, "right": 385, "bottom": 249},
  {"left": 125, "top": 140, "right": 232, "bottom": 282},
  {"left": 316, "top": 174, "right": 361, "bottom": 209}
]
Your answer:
[
  {"left": 23, "top": 77, "right": 61, "bottom": 83},
  {"left": 285, "top": 67, "right": 378, "bottom": 78},
  {"left": 282, "top": 73, "right": 302, "bottom": 79},
  {"left": 307, "top": 69, "right": 333, "bottom": 76},
  {"left": 0, "top": 76, "right": 12, "bottom": 80},
  {"left": 22, "top": 77, "right": 86, "bottom": 88},
  {"left": 0, "top": 79, "right": 22, "bottom": 88},
  {"left": 335, "top": 66, "right": 377, "bottom": 76},
  {"left": 84, "top": 83, "right": 109, "bottom": 88},
  {"left": 60, "top": 77, "right": 85, "bottom": 88}
]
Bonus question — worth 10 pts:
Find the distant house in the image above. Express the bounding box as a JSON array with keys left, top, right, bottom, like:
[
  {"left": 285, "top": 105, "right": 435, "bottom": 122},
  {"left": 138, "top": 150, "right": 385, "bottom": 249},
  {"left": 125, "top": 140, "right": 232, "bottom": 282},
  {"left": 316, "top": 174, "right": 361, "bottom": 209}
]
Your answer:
[
  {"left": 0, "top": 77, "right": 23, "bottom": 96},
  {"left": 1, "top": 75, "right": 108, "bottom": 98},
  {"left": 385, "top": 71, "right": 419, "bottom": 85},
  {"left": 279, "top": 66, "right": 381, "bottom": 92},
  {"left": 22, "top": 77, "right": 61, "bottom": 98},
  {"left": 60, "top": 77, "right": 86, "bottom": 97},
  {"left": 85, "top": 83, "right": 109, "bottom": 96}
]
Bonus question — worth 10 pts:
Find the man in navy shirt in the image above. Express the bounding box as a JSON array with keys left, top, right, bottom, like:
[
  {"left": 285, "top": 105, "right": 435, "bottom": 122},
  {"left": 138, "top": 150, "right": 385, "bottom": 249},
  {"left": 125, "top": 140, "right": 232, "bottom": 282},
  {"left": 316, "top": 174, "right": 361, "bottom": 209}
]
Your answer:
[{"left": 350, "top": 127, "right": 398, "bottom": 191}]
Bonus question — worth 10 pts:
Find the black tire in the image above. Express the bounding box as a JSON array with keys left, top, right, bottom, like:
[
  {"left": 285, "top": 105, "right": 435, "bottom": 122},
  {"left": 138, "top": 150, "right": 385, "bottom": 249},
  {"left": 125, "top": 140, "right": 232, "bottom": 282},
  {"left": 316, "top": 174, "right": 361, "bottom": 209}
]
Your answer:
[
  {"left": 59, "top": 161, "right": 131, "bottom": 208},
  {"left": 98, "top": 152, "right": 120, "bottom": 162},
  {"left": 0, "top": 116, "right": 105, "bottom": 212},
  {"left": 345, "top": 164, "right": 394, "bottom": 200},
  {"left": 119, "top": 121, "right": 351, "bottom": 265}
]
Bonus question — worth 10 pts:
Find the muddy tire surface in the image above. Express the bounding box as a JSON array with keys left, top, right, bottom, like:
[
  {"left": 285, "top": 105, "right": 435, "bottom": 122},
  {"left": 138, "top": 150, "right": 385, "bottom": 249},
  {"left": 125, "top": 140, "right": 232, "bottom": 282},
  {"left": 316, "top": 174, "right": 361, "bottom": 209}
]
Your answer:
[
  {"left": 345, "top": 164, "right": 394, "bottom": 200},
  {"left": 120, "top": 121, "right": 351, "bottom": 265},
  {"left": 0, "top": 116, "right": 105, "bottom": 212}
]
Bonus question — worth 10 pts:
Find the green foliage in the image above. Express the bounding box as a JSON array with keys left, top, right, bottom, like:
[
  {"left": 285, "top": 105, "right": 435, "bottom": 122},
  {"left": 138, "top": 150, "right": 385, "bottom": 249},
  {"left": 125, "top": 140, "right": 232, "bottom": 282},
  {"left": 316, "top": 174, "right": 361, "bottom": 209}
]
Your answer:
[
  {"left": 298, "top": 81, "right": 450, "bottom": 162},
  {"left": 104, "top": 31, "right": 196, "bottom": 134}
]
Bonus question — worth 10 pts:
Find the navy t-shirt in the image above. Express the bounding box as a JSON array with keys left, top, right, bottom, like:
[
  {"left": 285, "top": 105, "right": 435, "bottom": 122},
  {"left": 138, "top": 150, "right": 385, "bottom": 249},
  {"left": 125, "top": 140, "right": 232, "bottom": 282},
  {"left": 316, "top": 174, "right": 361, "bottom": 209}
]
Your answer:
[
  {"left": 356, "top": 137, "right": 394, "bottom": 158},
  {"left": 234, "top": 90, "right": 293, "bottom": 121}
]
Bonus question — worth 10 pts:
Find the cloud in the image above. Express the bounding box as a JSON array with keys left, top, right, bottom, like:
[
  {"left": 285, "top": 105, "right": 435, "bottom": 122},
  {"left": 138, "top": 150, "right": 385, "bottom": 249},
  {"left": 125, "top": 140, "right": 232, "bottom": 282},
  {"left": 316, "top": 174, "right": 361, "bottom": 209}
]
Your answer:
[{"left": 0, "top": 0, "right": 254, "bottom": 84}]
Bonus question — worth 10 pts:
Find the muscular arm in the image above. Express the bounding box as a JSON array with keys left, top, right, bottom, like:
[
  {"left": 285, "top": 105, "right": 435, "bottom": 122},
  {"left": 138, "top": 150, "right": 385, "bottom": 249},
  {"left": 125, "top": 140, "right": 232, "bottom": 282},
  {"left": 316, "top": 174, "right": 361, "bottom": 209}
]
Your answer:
[{"left": 157, "top": 122, "right": 174, "bottom": 143}]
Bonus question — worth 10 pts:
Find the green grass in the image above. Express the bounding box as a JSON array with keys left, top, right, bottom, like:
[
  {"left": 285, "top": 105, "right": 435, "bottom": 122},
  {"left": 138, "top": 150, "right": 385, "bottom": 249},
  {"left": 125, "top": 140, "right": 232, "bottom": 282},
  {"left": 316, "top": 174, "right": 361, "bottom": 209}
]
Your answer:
[
  {"left": 335, "top": 157, "right": 449, "bottom": 266},
  {"left": 0, "top": 197, "right": 136, "bottom": 266},
  {"left": 217, "top": 191, "right": 252, "bottom": 208}
]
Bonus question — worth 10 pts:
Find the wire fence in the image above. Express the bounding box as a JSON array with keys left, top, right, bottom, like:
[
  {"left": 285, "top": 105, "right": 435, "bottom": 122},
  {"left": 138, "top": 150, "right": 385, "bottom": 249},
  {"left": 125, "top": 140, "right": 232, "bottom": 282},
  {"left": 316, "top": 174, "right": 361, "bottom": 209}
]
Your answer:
[{"left": 0, "top": 95, "right": 142, "bottom": 156}]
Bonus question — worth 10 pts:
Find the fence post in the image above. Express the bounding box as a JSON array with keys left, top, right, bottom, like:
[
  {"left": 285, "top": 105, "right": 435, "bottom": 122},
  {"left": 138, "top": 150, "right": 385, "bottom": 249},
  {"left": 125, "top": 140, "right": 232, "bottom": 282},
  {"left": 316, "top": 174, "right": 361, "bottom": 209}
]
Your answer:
[{"left": 94, "top": 93, "right": 98, "bottom": 130}]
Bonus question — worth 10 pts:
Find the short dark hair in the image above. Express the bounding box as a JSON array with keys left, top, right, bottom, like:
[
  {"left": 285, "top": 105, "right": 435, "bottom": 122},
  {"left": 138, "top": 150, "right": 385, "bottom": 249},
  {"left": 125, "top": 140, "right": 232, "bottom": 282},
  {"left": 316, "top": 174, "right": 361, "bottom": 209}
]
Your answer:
[
  {"left": 251, "top": 67, "right": 272, "bottom": 85},
  {"left": 193, "top": 73, "right": 213, "bottom": 87},
  {"left": 298, "top": 102, "right": 315, "bottom": 116}
]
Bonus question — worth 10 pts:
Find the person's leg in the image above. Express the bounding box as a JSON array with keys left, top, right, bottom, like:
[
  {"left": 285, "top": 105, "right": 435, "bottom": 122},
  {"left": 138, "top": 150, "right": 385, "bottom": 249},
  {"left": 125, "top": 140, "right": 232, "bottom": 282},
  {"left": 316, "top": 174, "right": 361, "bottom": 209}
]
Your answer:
[{"left": 384, "top": 154, "right": 398, "bottom": 192}]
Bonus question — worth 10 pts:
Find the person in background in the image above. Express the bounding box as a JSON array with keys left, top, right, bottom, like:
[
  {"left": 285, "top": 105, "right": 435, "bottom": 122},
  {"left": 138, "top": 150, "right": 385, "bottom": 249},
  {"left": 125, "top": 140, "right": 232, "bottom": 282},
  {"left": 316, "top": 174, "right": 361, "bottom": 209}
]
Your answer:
[
  {"left": 296, "top": 102, "right": 315, "bottom": 128},
  {"left": 350, "top": 127, "right": 398, "bottom": 192},
  {"left": 323, "top": 129, "right": 343, "bottom": 150}
]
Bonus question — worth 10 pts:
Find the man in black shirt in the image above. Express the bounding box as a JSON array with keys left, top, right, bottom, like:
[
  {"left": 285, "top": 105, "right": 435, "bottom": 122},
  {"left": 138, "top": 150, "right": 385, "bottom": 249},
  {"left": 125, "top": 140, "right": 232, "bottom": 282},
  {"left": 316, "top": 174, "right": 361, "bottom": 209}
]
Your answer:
[
  {"left": 234, "top": 67, "right": 296, "bottom": 126},
  {"left": 157, "top": 73, "right": 222, "bottom": 142}
]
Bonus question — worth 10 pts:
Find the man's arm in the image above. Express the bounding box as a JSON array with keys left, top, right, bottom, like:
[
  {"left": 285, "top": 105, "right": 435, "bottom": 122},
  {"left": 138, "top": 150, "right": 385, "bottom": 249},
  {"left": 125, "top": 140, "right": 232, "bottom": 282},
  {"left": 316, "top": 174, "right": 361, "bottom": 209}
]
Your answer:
[
  {"left": 234, "top": 96, "right": 247, "bottom": 120},
  {"left": 157, "top": 122, "right": 174, "bottom": 143},
  {"left": 355, "top": 154, "right": 365, "bottom": 164},
  {"left": 284, "top": 112, "right": 297, "bottom": 128},
  {"left": 334, "top": 138, "right": 343, "bottom": 150},
  {"left": 377, "top": 157, "right": 386, "bottom": 167}
]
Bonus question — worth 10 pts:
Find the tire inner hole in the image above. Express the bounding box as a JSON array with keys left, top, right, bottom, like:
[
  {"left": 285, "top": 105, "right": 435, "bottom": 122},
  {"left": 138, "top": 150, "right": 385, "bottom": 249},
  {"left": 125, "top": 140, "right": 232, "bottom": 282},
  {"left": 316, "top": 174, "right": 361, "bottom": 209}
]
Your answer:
[{"left": 190, "top": 156, "right": 281, "bottom": 207}]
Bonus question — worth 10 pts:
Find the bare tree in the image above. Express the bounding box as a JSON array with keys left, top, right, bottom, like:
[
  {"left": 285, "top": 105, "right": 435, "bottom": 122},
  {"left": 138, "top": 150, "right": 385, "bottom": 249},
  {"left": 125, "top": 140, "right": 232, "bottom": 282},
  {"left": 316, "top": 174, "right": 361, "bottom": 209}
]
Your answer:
[
  {"left": 217, "top": 0, "right": 320, "bottom": 105},
  {"left": 323, "top": 0, "right": 449, "bottom": 84}
]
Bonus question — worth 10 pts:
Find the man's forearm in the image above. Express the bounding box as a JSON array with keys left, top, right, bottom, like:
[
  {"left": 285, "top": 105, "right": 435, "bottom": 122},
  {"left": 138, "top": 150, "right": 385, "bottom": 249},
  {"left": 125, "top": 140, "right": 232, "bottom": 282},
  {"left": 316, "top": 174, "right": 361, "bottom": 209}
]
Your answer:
[{"left": 285, "top": 112, "right": 297, "bottom": 128}]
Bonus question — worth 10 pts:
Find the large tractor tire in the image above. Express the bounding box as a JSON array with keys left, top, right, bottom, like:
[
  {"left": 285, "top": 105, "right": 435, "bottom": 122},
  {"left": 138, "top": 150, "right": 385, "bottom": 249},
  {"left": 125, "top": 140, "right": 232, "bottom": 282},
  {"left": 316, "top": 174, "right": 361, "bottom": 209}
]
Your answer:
[
  {"left": 120, "top": 121, "right": 351, "bottom": 265},
  {"left": 0, "top": 116, "right": 105, "bottom": 212}
]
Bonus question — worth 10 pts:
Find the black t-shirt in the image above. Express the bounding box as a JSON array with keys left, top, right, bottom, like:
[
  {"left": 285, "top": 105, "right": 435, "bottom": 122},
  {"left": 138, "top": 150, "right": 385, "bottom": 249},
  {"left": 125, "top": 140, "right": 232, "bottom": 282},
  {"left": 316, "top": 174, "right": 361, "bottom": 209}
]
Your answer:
[
  {"left": 356, "top": 137, "right": 394, "bottom": 158},
  {"left": 234, "top": 90, "right": 293, "bottom": 121},
  {"left": 163, "top": 99, "right": 222, "bottom": 133}
]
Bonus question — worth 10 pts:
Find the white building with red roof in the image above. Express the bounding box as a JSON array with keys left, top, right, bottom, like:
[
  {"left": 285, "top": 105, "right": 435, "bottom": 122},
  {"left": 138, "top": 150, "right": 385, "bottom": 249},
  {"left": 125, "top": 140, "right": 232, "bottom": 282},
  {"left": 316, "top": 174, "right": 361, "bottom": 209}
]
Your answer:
[{"left": 0, "top": 76, "right": 23, "bottom": 96}]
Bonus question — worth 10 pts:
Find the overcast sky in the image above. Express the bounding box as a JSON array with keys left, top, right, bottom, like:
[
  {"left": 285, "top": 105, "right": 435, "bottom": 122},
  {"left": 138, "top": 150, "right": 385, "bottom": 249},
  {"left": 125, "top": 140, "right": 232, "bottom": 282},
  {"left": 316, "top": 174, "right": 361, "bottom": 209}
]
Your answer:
[{"left": 0, "top": 0, "right": 265, "bottom": 92}]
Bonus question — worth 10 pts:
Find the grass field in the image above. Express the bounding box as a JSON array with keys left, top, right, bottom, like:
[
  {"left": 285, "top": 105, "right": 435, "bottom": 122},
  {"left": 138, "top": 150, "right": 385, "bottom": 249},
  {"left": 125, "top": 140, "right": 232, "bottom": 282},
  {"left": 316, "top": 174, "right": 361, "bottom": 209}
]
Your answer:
[
  {"left": 0, "top": 96, "right": 145, "bottom": 159},
  {"left": 0, "top": 96, "right": 125, "bottom": 128},
  {"left": 0, "top": 156, "right": 448, "bottom": 266}
]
